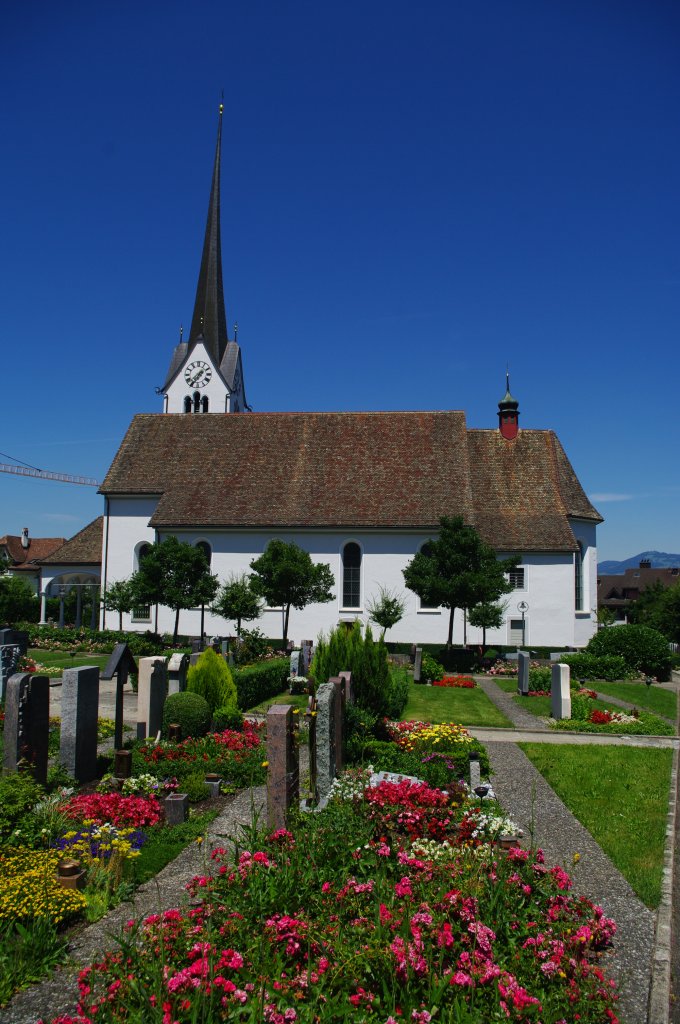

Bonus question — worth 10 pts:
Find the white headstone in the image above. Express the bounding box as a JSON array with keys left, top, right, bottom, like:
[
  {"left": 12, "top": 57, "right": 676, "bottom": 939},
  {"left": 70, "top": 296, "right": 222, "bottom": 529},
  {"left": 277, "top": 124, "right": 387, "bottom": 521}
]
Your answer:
[
  {"left": 551, "top": 663, "right": 571, "bottom": 720},
  {"left": 517, "top": 651, "right": 530, "bottom": 696}
]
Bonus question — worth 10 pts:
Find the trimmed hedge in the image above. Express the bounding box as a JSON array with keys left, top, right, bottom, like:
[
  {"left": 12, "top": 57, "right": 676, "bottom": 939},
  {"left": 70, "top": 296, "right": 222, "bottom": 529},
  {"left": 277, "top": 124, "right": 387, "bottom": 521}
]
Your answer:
[
  {"left": 559, "top": 653, "right": 631, "bottom": 682},
  {"left": 162, "top": 692, "right": 212, "bottom": 739},
  {"left": 586, "top": 625, "right": 672, "bottom": 681},
  {"left": 18, "top": 623, "right": 166, "bottom": 656},
  {"left": 233, "top": 658, "right": 289, "bottom": 710}
]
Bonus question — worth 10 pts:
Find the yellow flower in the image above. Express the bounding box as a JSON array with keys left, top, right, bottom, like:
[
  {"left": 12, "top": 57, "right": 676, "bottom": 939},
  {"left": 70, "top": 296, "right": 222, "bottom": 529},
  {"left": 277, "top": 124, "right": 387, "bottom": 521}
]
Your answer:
[
  {"left": 573, "top": 852, "right": 581, "bottom": 864},
  {"left": 262, "top": 761, "right": 269, "bottom": 768}
]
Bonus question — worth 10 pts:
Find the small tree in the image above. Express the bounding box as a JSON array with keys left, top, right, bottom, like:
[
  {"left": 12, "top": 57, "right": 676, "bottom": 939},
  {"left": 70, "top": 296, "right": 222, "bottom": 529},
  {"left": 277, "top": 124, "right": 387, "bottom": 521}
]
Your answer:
[
  {"left": 403, "top": 516, "right": 518, "bottom": 647},
  {"left": 468, "top": 600, "right": 505, "bottom": 652},
  {"left": 366, "top": 585, "right": 406, "bottom": 640},
  {"left": 102, "top": 579, "right": 135, "bottom": 631},
  {"left": 250, "top": 540, "right": 334, "bottom": 646},
  {"left": 0, "top": 575, "right": 39, "bottom": 624},
  {"left": 129, "top": 536, "right": 219, "bottom": 643},
  {"left": 186, "top": 647, "right": 237, "bottom": 713},
  {"left": 211, "top": 573, "right": 262, "bottom": 637}
]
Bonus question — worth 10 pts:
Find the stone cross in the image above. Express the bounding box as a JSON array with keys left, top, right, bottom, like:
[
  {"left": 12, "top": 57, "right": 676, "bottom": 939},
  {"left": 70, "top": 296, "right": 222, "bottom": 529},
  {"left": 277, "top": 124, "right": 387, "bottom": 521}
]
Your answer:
[
  {"left": 60, "top": 665, "right": 100, "bottom": 783},
  {"left": 266, "top": 704, "right": 299, "bottom": 829},
  {"left": 3, "top": 672, "right": 50, "bottom": 784},
  {"left": 413, "top": 647, "right": 423, "bottom": 683},
  {"left": 551, "top": 663, "right": 572, "bottom": 720},
  {"left": 137, "top": 656, "right": 168, "bottom": 739},
  {"left": 517, "top": 651, "right": 530, "bottom": 696},
  {"left": 0, "top": 644, "right": 21, "bottom": 702},
  {"left": 167, "top": 652, "right": 189, "bottom": 695},
  {"left": 316, "top": 681, "right": 341, "bottom": 800}
]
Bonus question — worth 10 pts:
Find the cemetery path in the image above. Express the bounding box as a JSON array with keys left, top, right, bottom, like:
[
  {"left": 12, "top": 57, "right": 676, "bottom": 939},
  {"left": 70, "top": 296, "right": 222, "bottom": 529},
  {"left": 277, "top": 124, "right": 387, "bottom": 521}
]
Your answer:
[
  {"left": 485, "top": 738, "right": 656, "bottom": 1024},
  {"left": 475, "top": 675, "right": 551, "bottom": 730},
  {"left": 0, "top": 784, "right": 267, "bottom": 1024}
]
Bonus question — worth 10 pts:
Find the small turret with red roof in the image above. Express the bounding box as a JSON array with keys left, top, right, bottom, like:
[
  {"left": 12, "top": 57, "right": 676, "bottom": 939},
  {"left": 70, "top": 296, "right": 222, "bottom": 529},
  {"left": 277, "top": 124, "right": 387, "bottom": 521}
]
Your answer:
[{"left": 498, "top": 372, "right": 519, "bottom": 440}]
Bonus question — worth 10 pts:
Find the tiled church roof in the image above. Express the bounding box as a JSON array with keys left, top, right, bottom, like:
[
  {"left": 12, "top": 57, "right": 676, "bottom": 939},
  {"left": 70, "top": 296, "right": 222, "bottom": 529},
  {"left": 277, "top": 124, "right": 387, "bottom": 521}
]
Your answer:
[
  {"left": 100, "top": 412, "right": 601, "bottom": 551},
  {"left": 40, "top": 517, "right": 103, "bottom": 564}
]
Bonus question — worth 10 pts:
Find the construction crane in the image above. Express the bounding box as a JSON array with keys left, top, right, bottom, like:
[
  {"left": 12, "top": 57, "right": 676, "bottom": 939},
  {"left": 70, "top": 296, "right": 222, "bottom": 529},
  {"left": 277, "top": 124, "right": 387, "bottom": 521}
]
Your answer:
[{"left": 0, "top": 462, "right": 101, "bottom": 487}]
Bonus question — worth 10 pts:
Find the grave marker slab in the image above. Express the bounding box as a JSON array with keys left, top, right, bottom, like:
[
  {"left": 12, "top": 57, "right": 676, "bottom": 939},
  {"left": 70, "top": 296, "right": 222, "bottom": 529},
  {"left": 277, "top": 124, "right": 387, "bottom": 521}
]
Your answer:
[
  {"left": 413, "top": 647, "right": 423, "bottom": 683},
  {"left": 551, "top": 663, "right": 571, "bottom": 720},
  {"left": 3, "top": 672, "right": 50, "bottom": 783},
  {"left": 60, "top": 666, "right": 99, "bottom": 783},
  {"left": 0, "top": 644, "right": 21, "bottom": 702},
  {"left": 300, "top": 640, "right": 313, "bottom": 676},
  {"left": 168, "top": 652, "right": 189, "bottom": 695},
  {"left": 266, "top": 704, "right": 299, "bottom": 829},
  {"left": 338, "top": 670, "right": 354, "bottom": 705},
  {"left": 316, "top": 681, "right": 341, "bottom": 799},
  {"left": 517, "top": 651, "right": 530, "bottom": 696},
  {"left": 101, "top": 643, "right": 137, "bottom": 750},
  {"left": 137, "top": 656, "right": 168, "bottom": 739},
  {"left": 289, "top": 649, "right": 301, "bottom": 677}
]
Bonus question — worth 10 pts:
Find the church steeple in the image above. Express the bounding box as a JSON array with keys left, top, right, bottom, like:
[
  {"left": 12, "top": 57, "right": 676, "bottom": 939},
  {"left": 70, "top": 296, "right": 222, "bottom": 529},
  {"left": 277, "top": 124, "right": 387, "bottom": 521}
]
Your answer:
[
  {"left": 188, "top": 103, "right": 229, "bottom": 366},
  {"left": 498, "top": 371, "right": 520, "bottom": 440}
]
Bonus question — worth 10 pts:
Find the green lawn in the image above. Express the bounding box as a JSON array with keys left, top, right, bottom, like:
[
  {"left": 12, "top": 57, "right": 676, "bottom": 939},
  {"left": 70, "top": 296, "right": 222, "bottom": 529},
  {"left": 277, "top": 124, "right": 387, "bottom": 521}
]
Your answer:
[
  {"left": 519, "top": 743, "right": 673, "bottom": 908},
  {"left": 593, "top": 681, "right": 676, "bottom": 720},
  {"left": 28, "top": 649, "right": 111, "bottom": 674},
  {"left": 402, "top": 683, "right": 512, "bottom": 727},
  {"left": 247, "top": 691, "right": 310, "bottom": 715}
]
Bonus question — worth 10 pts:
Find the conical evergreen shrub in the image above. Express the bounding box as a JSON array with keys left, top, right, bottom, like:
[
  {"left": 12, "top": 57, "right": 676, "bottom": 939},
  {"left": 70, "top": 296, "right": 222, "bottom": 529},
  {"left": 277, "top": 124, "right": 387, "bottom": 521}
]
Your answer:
[{"left": 187, "top": 647, "right": 237, "bottom": 713}]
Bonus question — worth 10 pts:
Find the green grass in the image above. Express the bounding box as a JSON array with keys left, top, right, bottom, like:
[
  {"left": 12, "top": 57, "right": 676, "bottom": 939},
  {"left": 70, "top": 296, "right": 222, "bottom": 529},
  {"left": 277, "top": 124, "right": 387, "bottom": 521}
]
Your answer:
[
  {"left": 28, "top": 649, "right": 111, "bottom": 674},
  {"left": 131, "top": 810, "right": 221, "bottom": 885},
  {"left": 519, "top": 743, "right": 673, "bottom": 908},
  {"left": 246, "top": 692, "right": 310, "bottom": 715},
  {"left": 592, "top": 681, "right": 677, "bottom": 720},
  {"left": 401, "top": 682, "right": 512, "bottom": 727}
]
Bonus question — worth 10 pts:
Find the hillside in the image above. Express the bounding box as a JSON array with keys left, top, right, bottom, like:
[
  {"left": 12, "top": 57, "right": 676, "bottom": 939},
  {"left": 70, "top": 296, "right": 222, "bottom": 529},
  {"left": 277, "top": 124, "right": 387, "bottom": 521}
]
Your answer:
[{"left": 598, "top": 550, "right": 680, "bottom": 575}]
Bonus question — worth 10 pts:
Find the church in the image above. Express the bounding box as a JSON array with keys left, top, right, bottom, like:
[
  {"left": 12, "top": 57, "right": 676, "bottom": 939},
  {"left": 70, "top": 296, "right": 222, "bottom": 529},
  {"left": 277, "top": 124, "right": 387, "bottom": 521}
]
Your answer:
[{"left": 99, "top": 106, "right": 602, "bottom": 649}]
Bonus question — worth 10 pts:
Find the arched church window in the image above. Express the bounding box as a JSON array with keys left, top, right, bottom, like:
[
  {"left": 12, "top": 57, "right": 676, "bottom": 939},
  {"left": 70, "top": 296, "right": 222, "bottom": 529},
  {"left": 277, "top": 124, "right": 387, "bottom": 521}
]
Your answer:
[
  {"left": 134, "top": 542, "right": 152, "bottom": 571},
  {"left": 193, "top": 391, "right": 201, "bottom": 413},
  {"left": 196, "top": 541, "right": 212, "bottom": 567},
  {"left": 342, "top": 542, "right": 362, "bottom": 608},
  {"left": 201, "top": 395, "right": 209, "bottom": 413},
  {"left": 575, "top": 542, "right": 584, "bottom": 611},
  {"left": 184, "top": 396, "right": 192, "bottom": 414}
]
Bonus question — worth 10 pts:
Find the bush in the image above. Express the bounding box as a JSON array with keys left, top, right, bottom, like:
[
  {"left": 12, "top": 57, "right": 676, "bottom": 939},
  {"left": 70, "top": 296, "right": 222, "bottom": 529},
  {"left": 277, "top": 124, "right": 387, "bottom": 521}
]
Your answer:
[
  {"left": 570, "top": 692, "right": 595, "bottom": 722},
  {"left": 187, "top": 648, "right": 237, "bottom": 713},
  {"left": 233, "top": 627, "right": 274, "bottom": 666},
  {"left": 18, "top": 623, "right": 164, "bottom": 656},
  {"left": 384, "top": 667, "right": 410, "bottom": 719},
  {"left": 212, "top": 705, "right": 244, "bottom": 732},
  {"left": 181, "top": 773, "right": 211, "bottom": 802},
  {"left": 420, "top": 653, "right": 444, "bottom": 685},
  {"left": 436, "top": 648, "right": 480, "bottom": 674},
  {"left": 560, "top": 653, "right": 630, "bottom": 682},
  {"left": 345, "top": 738, "right": 490, "bottom": 781},
  {"left": 528, "top": 666, "right": 552, "bottom": 690},
  {"left": 586, "top": 625, "right": 672, "bottom": 681},
  {"left": 162, "top": 692, "right": 211, "bottom": 740},
  {"left": 0, "top": 773, "right": 44, "bottom": 842},
  {"left": 311, "top": 622, "right": 403, "bottom": 718},
  {"left": 233, "top": 658, "right": 289, "bottom": 709}
]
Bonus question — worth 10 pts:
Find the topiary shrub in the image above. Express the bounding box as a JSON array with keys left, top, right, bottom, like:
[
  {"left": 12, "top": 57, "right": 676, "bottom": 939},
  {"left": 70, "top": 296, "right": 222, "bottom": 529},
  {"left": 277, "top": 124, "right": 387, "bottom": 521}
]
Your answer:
[
  {"left": 212, "top": 705, "right": 244, "bottom": 732},
  {"left": 586, "top": 625, "right": 672, "bottom": 681},
  {"left": 187, "top": 648, "right": 237, "bottom": 713},
  {"left": 162, "top": 691, "right": 211, "bottom": 740}
]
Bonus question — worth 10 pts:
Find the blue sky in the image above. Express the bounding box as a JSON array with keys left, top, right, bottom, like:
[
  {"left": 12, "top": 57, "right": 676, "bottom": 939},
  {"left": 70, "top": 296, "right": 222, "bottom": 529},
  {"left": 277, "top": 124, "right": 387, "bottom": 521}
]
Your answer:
[{"left": 2, "top": 1, "right": 678, "bottom": 561}]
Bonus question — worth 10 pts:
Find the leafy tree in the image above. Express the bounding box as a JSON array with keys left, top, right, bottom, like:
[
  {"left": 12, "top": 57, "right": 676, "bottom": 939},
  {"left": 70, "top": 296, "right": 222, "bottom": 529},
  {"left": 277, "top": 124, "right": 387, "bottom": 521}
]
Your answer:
[
  {"left": 0, "top": 575, "right": 40, "bottom": 624},
  {"left": 102, "top": 579, "right": 135, "bottom": 631},
  {"left": 403, "top": 516, "right": 518, "bottom": 647},
  {"left": 596, "top": 606, "right": 617, "bottom": 630},
  {"left": 250, "top": 540, "right": 334, "bottom": 646},
  {"left": 629, "top": 581, "right": 680, "bottom": 644},
  {"left": 468, "top": 600, "right": 505, "bottom": 652},
  {"left": 129, "top": 536, "right": 218, "bottom": 643},
  {"left": 586, "top": 623, "right": 672, "bottom": 680},
  {"left": 366, "top": 585, "right": 406, "bottom": 640},
  {"left": 211, "top": 574, "right": 262, "bottom": 637}
]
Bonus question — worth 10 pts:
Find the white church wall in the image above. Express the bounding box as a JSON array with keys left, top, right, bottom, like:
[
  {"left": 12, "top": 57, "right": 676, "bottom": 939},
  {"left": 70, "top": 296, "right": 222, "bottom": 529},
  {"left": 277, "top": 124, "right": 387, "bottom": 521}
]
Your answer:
[
  {"left": 103, "top": 507, "right": 590, "bottom": 647},
  {"left": 570, "top": 519, "right": 598, "bottom": 648}
]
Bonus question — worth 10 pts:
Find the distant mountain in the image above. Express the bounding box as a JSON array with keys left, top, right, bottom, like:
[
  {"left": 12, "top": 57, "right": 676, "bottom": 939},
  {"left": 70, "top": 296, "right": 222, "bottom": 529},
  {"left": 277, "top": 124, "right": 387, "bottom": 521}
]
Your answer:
[{"left": 598, "top": 551, "right": 680, "bottom": 575}]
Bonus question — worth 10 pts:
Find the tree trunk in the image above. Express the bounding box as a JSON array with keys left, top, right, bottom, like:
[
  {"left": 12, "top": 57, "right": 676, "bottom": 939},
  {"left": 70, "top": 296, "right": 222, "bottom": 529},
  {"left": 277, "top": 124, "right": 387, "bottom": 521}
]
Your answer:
[
  {"left": 119, "top": 610, "right": 123, "bottom": 631},
  {"left": 463, "top": 607, "right": 467, "bottom": 647},
  {"left": 237, "top": 615, "right": 242, "bottom": 637},
  {"left": 283, "top": 603, "right": 291, "bottom": 645},
  {"left": 173, "top": 606, "right": 180, "bottom": 644},
  {"left": 447, "top": 607, "right": 455, "bottom": 647},
  {"left": 482, "top": 625, "right": 487, "bottom": 653}
]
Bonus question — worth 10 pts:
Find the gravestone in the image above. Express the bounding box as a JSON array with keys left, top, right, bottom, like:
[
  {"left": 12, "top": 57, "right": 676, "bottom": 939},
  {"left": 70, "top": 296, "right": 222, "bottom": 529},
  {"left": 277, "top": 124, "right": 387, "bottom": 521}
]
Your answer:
[
  {"left": 289, "top": 649, "right": 301, "bottom": 677},
  {"left": 338, "top": 670, "right": 354, "bottom": 705},
  {"left": 137, "top": 656, "right": 168, "bottom": 739},
  {"left": 300, "top": 640, "right": 314, "bottom": 676},
  {"left": 3, "top": 672, "right": 50, "bottom": 783},
  {"left": 168, "top": 652, "right": 189, "bottom": 695},
  {"left": 551, "top": 663, "right": 571, "bottom": 720},
  {"left": 316, "top": 681, "right": 341, "bottom": 800},
  {"left": 221, "top": 640, "right": 229, "bottom": 658},
  {"left": 164, "top": 793, "right": 189, "bottom": 825},
  {"left": 517, "top": 651, "right": 530, "bottom": 696},
  {"left": 266, "top": 704, "right": 299, "bottom": 829},
  {"left": 0, "top": 644, "right": 21, "bottom": 702},
  {"left": 189, "top": 652, "right": 201, "bottom": 667},
  {"left": 0, "top": 628, "right": 29, "bottom": 656},
  {"left": 101, "top": 643, "right": 137, "bottom": 751},
  {"left": 469, "top": 752, "right": 481, "bottom": 791},
  {"left": 305, "top": 694, "right": 318, "bottom": 804},
  {"left": 413, "top": 647, "right": 423, "bottom": 683},
  {"left": 60, "top": 665, "right": 99, "bottom": 783},
  {"left": 329, "top": 676, "right": 345, "bottom": 774}
]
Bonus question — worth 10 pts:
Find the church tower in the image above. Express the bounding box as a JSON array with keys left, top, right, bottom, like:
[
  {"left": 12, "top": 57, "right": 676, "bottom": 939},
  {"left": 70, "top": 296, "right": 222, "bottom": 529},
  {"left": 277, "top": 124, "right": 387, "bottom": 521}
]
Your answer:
[
  {"left": 498, "top": 372, "right": 519, "bottom": 439},
  {"left": 161, "top": 104, "right": 247, "bottom": 414}
]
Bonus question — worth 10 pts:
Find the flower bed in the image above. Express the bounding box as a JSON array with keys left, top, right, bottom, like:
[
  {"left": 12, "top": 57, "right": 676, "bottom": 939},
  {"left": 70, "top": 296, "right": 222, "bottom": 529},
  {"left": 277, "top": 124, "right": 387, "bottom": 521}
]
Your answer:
[
  {"left": 387, "top": 719, "right": 474, "bottom": 752},
  {"left": 433, "top": 674, "right": 476, "bottom": 688},
  {"left": 132, "top": 722, "right": 267, "bottom": 788},
  {"left": 60, "top": 792, "right": 162, "bottom": 829},
  {"left": 0, "top": 849, "right": 86, "bottom": 924},
  {"left": 46, "top": 776, "right": 621, "bottom": 1024}
]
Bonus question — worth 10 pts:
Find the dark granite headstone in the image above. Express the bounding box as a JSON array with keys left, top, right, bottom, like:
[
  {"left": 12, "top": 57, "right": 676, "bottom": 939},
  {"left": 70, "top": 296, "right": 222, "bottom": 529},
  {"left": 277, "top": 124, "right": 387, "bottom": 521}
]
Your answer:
[
  {"left": 137, "top": 656, "right": 167, "bottom": 739},
  {"left": 101, "top": 643, "right": 137, "bottom": 750},
  {"left": 60, "top": 665, "right": 99, "bottom": 782},
  {"left": 266, "top": 704, "right": 299, "bottom": 829},
  {"left": 3, "top": 672, "right": 50, "bottom": 783},
  {"left": 0, "top": 644, "right": 21, "bottom": 702},
  {"left": 413, "top": 647, "right": 423, "bottom": 683}
]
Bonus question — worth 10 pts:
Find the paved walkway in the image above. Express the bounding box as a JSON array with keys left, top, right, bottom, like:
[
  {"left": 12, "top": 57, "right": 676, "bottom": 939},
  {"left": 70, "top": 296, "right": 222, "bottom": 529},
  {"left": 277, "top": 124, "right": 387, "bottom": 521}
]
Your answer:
[{"left": 5, "top": 672, "right": 677, "bottom": 1023}]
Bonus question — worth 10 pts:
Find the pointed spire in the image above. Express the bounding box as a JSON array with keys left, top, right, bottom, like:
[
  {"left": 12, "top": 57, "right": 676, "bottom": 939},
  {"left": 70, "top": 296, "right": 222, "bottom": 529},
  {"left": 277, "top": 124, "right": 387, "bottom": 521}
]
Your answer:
[
  {"left": 188, "top": 102, "right": 229, "bottom": 365},
  {"left": 498, "top": 370, "right": 520, "bottom": 440}
]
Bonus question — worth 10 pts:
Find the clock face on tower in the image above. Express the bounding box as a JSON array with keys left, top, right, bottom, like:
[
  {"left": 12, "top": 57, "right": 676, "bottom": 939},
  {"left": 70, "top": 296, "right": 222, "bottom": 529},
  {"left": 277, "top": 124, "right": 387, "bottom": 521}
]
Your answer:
[{"left": 184, "top": 361, "right": 212, "bottom": 388}]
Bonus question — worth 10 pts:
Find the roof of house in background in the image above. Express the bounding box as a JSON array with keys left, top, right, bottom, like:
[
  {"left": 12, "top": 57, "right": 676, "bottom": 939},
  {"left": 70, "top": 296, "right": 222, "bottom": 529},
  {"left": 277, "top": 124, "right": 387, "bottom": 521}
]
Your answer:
[
  {"left": 100, "top": 412, "right": 601, "bottom": 551},
  {"left": 598, "top": 563, "right": 680, "bottom": 602},
  {"left": 39, "top": 517, "right": 103, "bottom": 565},
  {"left": 0, "top": 533, "right": 66, "bottom": 569}
]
